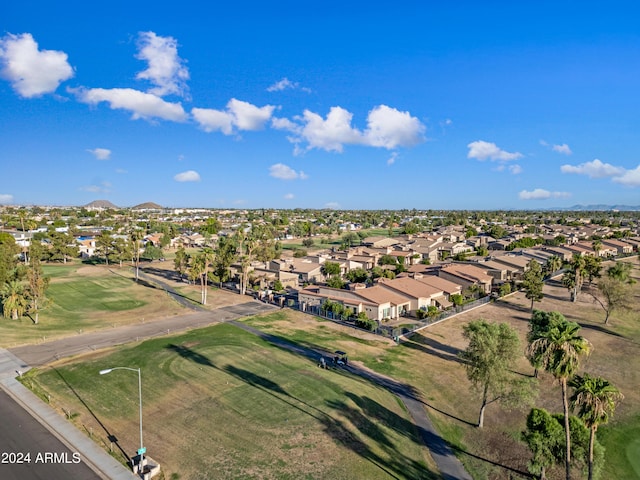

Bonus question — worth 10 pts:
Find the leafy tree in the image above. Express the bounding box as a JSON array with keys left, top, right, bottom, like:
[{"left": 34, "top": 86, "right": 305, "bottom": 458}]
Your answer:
[
  {"left": 570, "top": 374, "right": 623, "bottom": 480},
  {"left": 499, "top": 282, "right": 512, "bottom": 297},
  {"left": 302, "top": 238, "right": 315, "bottom": 248},
  {"left": 522, "top": 408, "right": 605, "bottom": 480},
  {"left": 25, "top": 243, "right": 49, "bottom": 324},
  {"left": 48, "top": 231, "right": 78, "bottom": 263},
  {"left": 476, "top": 246, "right": 488, "bottom": 257},
  {"left": 451, "top": 294, "right": 464, "bottom": 307},
  {"left": 0, "top": 233, "right": 20, "bottom": 286},
  {"left": 321, "top": 261, "right": 341, "bottom": 277},
  {"left": 459, "top": 320, "right": 535, "bottom": 428},
  {"left": 326, "top": 276, "right": 344, "bottom": 289},
  {"left": 346, "top": 267, "right": 368, "bottom": 283},
  {"left": 272, "top": 279, "right": 284, "bottom": 292},
  {"left": 213, "top": 236, "right": 236, "bottom": 286},
  {"left": 522, "top": 407, "right": 564, "bottom": 480},
  {"left": 526, "top": 315, "right": 591, "bottom": 480},
  {"left": 142, "top": 244, "right": 163, "bottom": 260},
  {"left": 341, "top": 232, "right": 359, "bottom": 248},
  {"left": 378, "top": 254, "right": 397, "bottom": 266},
  {"left": 199, "top": 217, "right": 221, "bottom": 235},
  {"left": 522, "top": 259, "right": 544, "bottom": 311},
  {"left": 402, "top": 220, "right": 420, "bottom": 235},
  {"left": 592, "top": 276, "right": 632, "bottom": 325},
  {"left": 95, "top": 230, "right": 115, "bottom": 265},
  {"left": 174, "top": 246, "right": 190, "bottom": 281},
  {"left": 293, "top": 248, "right": 307, "bottom": 258}
]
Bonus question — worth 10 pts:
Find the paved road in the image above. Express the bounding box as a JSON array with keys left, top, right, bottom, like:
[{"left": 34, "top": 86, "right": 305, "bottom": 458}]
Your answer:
[
  {"left": 10, "top": 302, "right": 278, "bottom": 367},
  {"left": 0, "top": 389, "right": 99, "bottom": 480}
]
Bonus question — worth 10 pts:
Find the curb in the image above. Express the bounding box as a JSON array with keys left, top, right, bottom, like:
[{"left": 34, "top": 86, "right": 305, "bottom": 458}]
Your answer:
[{"left": 0, "top": 376, "right": 137, "bottom": 480}]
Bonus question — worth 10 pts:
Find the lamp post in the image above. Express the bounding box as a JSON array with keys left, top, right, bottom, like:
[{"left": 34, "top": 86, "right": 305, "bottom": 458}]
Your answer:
[{"left": 99, "top": 367, "right": 145, "bottom": 472}]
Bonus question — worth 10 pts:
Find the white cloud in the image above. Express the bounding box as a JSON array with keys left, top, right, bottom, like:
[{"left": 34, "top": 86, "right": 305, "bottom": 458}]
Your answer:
[
  {"left": 274, "top": 105, "right": 425, "bottom": 153},
  {"left": 267, "top": 78, "right": 296, "bottom": 92},
  {"left": 267, "top": 77, "right": 311, "bottom": 93},
  {"left": 296, "top": 107, "right": 362, "bottom": 152},
  {"left": 613, "top": 165, "right": 640, "bottom": 187},
  {"left": 0, "top": 33, "right": 74, "bottom": 98},
  {"left": 135, "top": 32, "right": 189, "bottom": 98},
  {"left": 174, "top": 170, "right": 201, "bottom": 182},
  {"left": 192, "top": 98, "right": 275, "bottom": 134},
  {"left": 0, "top": 194, "right": 14, "bottom": 204},
  {"left": 284, "top": 193, "right": 294, "bottom": 200},
  {"left": 552, "top": 143, "right": 572, "bottom": 155},
  {"left": 87, "top": 148, "right": 111, "bottom": 160},
  {"left": 325, "top": 202, "right": 340, "bottom": 209},
  {"left": 560, "top": 159, "right": 625, "bottom": 178},
  {"left": 509, "top": 164, "right": 523, "bottom": 175},
  {"left": 72, "top": 87, "right": 187, "bottom": 122},
  {"left": 519, "top": 189, "right": 571, "bottom": 200},
  {"left": 269, "top": 163, "right": 308, "bottom": 180},
  {"left": 387, "top": 152, "right": 399, "bottom": 166},
  {"left": 191, "top": 107, "right": 233, "bottom": 134},
  {"left": 115, "top": 168, "right": 127, "bottom": 174},
  {"left": 364, "top": 105, "right": 425, "bottom": 149},
  {"left": 467, "top": 140, "right": 523, "bottom": 162}
]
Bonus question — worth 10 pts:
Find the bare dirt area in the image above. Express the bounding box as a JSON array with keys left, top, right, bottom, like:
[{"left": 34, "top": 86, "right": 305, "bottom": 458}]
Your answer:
[{"left": 406, "top": 264, "right": 640, "bottom": 479}]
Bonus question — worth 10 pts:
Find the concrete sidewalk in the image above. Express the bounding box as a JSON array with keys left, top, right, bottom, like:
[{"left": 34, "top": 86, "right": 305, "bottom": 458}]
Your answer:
[{"left": 0, "top": 349, "right": 137, "bottom": 480}]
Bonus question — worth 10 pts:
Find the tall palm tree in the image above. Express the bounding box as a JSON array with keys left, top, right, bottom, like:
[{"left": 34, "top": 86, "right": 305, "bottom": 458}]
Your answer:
[
  {"left": 563, "top": 254, "right": 585, "bottom": 302},
  {"left": 570, "top": 374, "right": 623, "bottom": 480},
  {"left": 546, "top": 255, "right": 563, "bottom": 276},
  {"left": 1, "top": 280, "right": 28, "bottom": 319},
  {"left": 526, "top": 317, "right": 591, "bottom": 480}
]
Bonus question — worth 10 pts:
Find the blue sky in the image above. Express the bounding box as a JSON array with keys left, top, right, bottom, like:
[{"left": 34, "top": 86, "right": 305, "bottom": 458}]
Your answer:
[{"left": 2, "top": 1, "right": 639, "bottom": 209}]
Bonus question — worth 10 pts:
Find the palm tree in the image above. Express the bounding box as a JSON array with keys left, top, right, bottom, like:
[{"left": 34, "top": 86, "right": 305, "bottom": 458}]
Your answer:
[
  {"left": 563, "top": 254, "right": 585, "bottom": 302},
  {"left": 526, "top": 316, "right": 591, "bottom": 480},
  {"left": 570, "top": 374, "right": 623, "bottom": 480},
  {"left": 546, "top": 255, "right": 563, "bottom": 276},
  {"left": 1, "top": 280, "right": 29, "bottom": 319}
]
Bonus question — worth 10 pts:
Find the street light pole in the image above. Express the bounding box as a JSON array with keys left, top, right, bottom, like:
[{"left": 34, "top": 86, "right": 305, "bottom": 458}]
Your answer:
[{"left": 99, "top": 367, "right": 145, "bottom": 472}]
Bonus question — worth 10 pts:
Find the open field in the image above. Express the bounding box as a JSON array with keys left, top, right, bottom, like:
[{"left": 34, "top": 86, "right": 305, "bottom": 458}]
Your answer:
[
  {"left": 22, "top": 323, "right": 436, "bottom": 480},
  {"left": 0, "top": 264, "right": 187, "bottom": 348},
  {"left": 242, "top": 259, "right": 640, "bottom": 479}
]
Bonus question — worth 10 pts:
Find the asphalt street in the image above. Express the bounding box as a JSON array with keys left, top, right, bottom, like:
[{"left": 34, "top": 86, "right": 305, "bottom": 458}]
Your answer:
[{"left": 0, "top": 390, "right": 100, "bottom": 480}]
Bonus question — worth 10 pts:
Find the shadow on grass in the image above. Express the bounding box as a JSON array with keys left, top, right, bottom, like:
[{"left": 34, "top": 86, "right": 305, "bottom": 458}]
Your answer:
[
  {"left": 403, "top": 333, "right": 464, "bottom": 364},
  {"left": 53, "top": 368, "right": 130, "bottom": 464},
  {"left": 450, "top": 445, "right": 533, "bottom": 479},
  {"left": 164, "top": 342, "right": 438, "bottom": 479}
]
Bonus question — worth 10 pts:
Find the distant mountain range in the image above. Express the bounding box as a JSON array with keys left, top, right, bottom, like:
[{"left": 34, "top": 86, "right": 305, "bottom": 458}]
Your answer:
[
  {"left": 560, "top": 204, "right": 640, "bottom": 211},
  {"left": 84, "top": 200, "right": 164, "bottom": 209},
  {"left": 85, "top": 199, "right": 118, "bottom": 209}
]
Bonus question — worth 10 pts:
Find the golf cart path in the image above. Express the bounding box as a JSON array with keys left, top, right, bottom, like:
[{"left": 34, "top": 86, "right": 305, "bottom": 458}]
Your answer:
[{"left": 231, "top": 320, "right": 472, "bottom": 480}]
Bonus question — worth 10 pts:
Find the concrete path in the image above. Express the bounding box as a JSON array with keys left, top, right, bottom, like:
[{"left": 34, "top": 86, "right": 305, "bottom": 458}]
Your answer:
[{"left": 0, "top": 350, "right": 136, "bottom": 480}]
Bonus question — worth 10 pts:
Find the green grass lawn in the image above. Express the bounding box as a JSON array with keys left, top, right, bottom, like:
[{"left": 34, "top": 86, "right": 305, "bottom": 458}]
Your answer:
[
  {"left": 24, "top": 323, "right": 436, "bottom": 480},
  {"left": 0, "top": 265, "right": 186, "bottom": 347}
]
